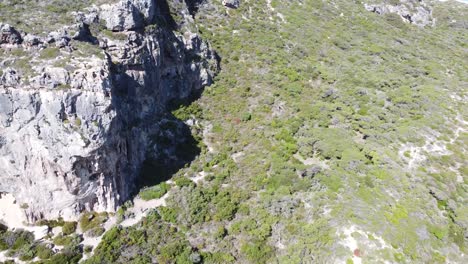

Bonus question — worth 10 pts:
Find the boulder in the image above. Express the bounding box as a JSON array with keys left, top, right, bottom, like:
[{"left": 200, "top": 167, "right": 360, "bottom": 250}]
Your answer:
[
  {"left": 0, "top": 68, "right": 20, "bottom": 87},
  {"left": 0, "top": 23, "right": 22, "bottom": 44},
  {"left": 23, "top": 34, "right": 41, "bottom": 46},
  {"left": 30, "top": 67, "right": 70, "bottom": 88},
  {"left": 99, "top": 1, "right": 144, "bottom": 31},
  {"left": 300, "top": 166, "right": 322, "bottom": 178},
  {"left": 222, "top": 0, "right": 240, "bottom": 9},
  {"left": 72, "top": 23, "right": 97, "bottom": 44},
  {"left": 132, "top": 0, "right": 156, "bottom": 23}
]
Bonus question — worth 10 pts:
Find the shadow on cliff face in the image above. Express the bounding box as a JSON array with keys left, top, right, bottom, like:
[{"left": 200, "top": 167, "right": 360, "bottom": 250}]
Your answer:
[
  {"left": 184, "top": 0, "right": 205, "bottom": 16},
  {"left": 136, "top": 88, "right": 206, "bottom": 188},
  {"left": 137, "top": 112, "right": 201, "bottom": 189},
  {"left": 95, "top": 0, "right": 218, "bottom": 205}
]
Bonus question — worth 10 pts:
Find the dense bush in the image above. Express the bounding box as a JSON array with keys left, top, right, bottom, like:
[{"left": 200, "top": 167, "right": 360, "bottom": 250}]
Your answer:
[
  {"left": 79, "top": 212, "right": 108, "bottom": 232},
  {"left": 139, "top": 182, "right": 170, "bottom": 201},
  {"left": 36, "top": 243, "right": 54, "bottom": 260},
  {"left": 61, "top": 222, "right": 77, "bottom": 236}
]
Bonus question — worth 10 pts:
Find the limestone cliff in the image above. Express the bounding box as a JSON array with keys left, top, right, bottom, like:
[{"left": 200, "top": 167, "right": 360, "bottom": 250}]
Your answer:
[{"left": 0, "top": 0, "right": 218, "bottom": 222}]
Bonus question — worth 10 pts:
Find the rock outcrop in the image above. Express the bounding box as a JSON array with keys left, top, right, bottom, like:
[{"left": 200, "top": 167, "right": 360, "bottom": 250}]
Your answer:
[
  {"left": 0, "top": 23, "right": 22, "bottom": 44},
  {"left": 0, "top": 0, "right": 218, "bottom": 222},
  {"left": 223, "top": 0, "right": 240, "bottom": 9},
  {"left": 365, "top": 0, "right": 434, "bottom": 27}
]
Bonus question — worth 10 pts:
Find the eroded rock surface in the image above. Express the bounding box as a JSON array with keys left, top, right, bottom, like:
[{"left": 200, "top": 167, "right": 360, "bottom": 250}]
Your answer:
[
  {"left": 365, "top": 0, "right": 434, "bottom": 27},
  {"left": 0, "top": 0, "right": 218, "bottom": 222}
]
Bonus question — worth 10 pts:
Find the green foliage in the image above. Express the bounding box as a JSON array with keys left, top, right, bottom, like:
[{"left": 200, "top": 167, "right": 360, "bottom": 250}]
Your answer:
[
  {"left": 213, "top": 190, "right": 239, "bottom": 221},
  {"left": 172, "top": 102, "right": 203, "bottom": 121},
  {"left": 200, "top": 251, "right": 235, "bottom": 263},
  {"left": 175, "top": 177, "right": 194, "bottom": 188},
  {"left": 35, "top": 217, "right": 65, "bottom": 228},
  {"left": 62, "top": 222, "right": 77, "bottom": 236},
  {"left": 449, "top": 222, "right": 465, "bottom": 249},
  {"left": 36, "top": 243, "right": 54, "bottom": 260},
  {"left": 139, "top": 182, "right": 170, "bottom": 201},
  {"left": 157, "top": 242, "right": 191, "bottom": 263},
  {"left": 79, "top": 211, "right": 108, "bottom": 232},
  {"left": 241, "top": 240, "right": 273, "bottom": 264},
  {"left": 6, "top": 0, "right": 462, "bottom": 263},
  {"left": 429, "top": 225, "right": 447, "bottom": 240},
  {"left": 87, "top": 227, "right": 105, "bottom": 237},
  {"left": 1, "top": 230, "right": 35, "bottom": 250},
  {"left": 385, "top": 204, "right": 409, "bottom": 225},
  {"left": 45, "top": 245, "right": 82, "bottom": 264},
  {"left": 74, "top": 118, "right": 82, "bottom": 127},
  {"left": 159, "top": 207, "right": 178, "bottom": 223},
  {"left": 18, "top": 245, "right": 36, "bottom": 261},
  {"left": 84, "top": 245, "right": 93, "bottom": 254},
  {"left": 53, "top": 234, "right": 82, "bottom": 246},
  {"left": 39, "top": 48, "right": 60, "bottom": 59},
  {"left": 241, "top": 112, "right": 252, "bottom": 122}
]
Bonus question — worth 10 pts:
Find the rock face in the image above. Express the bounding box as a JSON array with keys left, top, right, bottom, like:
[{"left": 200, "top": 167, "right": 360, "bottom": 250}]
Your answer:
[
  {"left": 365, "top": 0, "right": 434, "bottom": 27},
  {"left": 223, "top": 0, "right": 240, "bottom": 9},
  {"left": 0, "top": 0, "right": 218, "bottom": 222},
  {"left": 100, "top": 1, "right": 145, "bottom": 31}
]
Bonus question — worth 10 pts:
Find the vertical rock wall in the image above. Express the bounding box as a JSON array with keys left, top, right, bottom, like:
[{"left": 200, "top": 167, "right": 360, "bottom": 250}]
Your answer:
[{"left": 0, "top": 0, "right": 218, "bottom": 222}]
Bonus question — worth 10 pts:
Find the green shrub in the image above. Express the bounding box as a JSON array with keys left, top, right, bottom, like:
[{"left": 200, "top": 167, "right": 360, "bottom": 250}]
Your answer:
[
  {"left": 35, "top": 217, "right": 65, "bottom": 228},
  {"left": 18, "top": 246, "right": 36, "bottom": 261},
  {"left": 172, "top": 102, "right": 203, "bottom": 121},
  {"left": 62, "top": 222, "right": 77, "bottom": 235},
  {"left": 201, "top": 252, "right": 236, "bottom": 263},
  {"left": 429, "top": 225, "right": 447, "bottom": 240},
  {"left": 140, "top": 182, "right": 170, "bottom": 201},
  {"left": 240, "top": 240, "right": 273, "bottom": 264},
  {"left": 39, "top": 48, "right": 60, "bottom": 59},
  {"left": 74, "top": 118, "right": 82, "bottom": 126},
  {"left": 159, "top": 207, "right": 178, "bottom": 223},
  {"left": 36, "top": 243, "right": 54, "bottom": 259},
  {"left": 79, "top": 211, "right": 108, "bottom": 232},
  {"left": 84, "top": 245, "right": 93, "bottom": 254},
  {"left": 241, "top": 112, "right": 252, "bottom": 122},
  {"left": 46, "top": 245, "right": 82, "bottom": 264},
  {"left": 175, "top": 177, "right": 194, "bottom": 188},
  {"left": 5, "top": 230, "right": 35, "bottom": 250},
  {"left": 158, "top": 241, "right": 192, "bottom": 264},
  {"left": 53, "top": 234, "right": 82, "bottom": 246}
]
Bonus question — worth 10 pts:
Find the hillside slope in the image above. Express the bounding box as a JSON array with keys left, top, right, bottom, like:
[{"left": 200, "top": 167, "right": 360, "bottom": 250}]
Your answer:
[{"left": 0, "top": 0, "right": 467, "bottom": 263}]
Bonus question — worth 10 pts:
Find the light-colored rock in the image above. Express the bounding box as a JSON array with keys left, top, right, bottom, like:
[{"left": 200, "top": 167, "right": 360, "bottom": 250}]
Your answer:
[
  {"left": 29, "top": 225, "right": 49, "bottom": 240},
  {"left": 23, "top": 34, "right": 41, "bottom": 46},
  {"left": 132, "top": 0, "right": 156, "bottom": 23},
  {"left": 99, "top": 1, "right": 144, "bottom": 31},
  {"left": 30, "top": 67, "right": 71, "bottom": 88},
  {"left": 0, "top": 0, "right": 218, "bottom": 222},
  {"left": 51, "top": 226, "right": 62, "bottom": 237},
  {"left": 0, "top": 193, "right": 27, "bottom": 228},
  {"left": 365, "top": 0, "right": 434, "bottom": 27},
  {"left": 223, "top": 0, "right": 240, "bottom": 9},
  {"left": 0, "top": 68, "right": 20, "bottom": 87}
]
